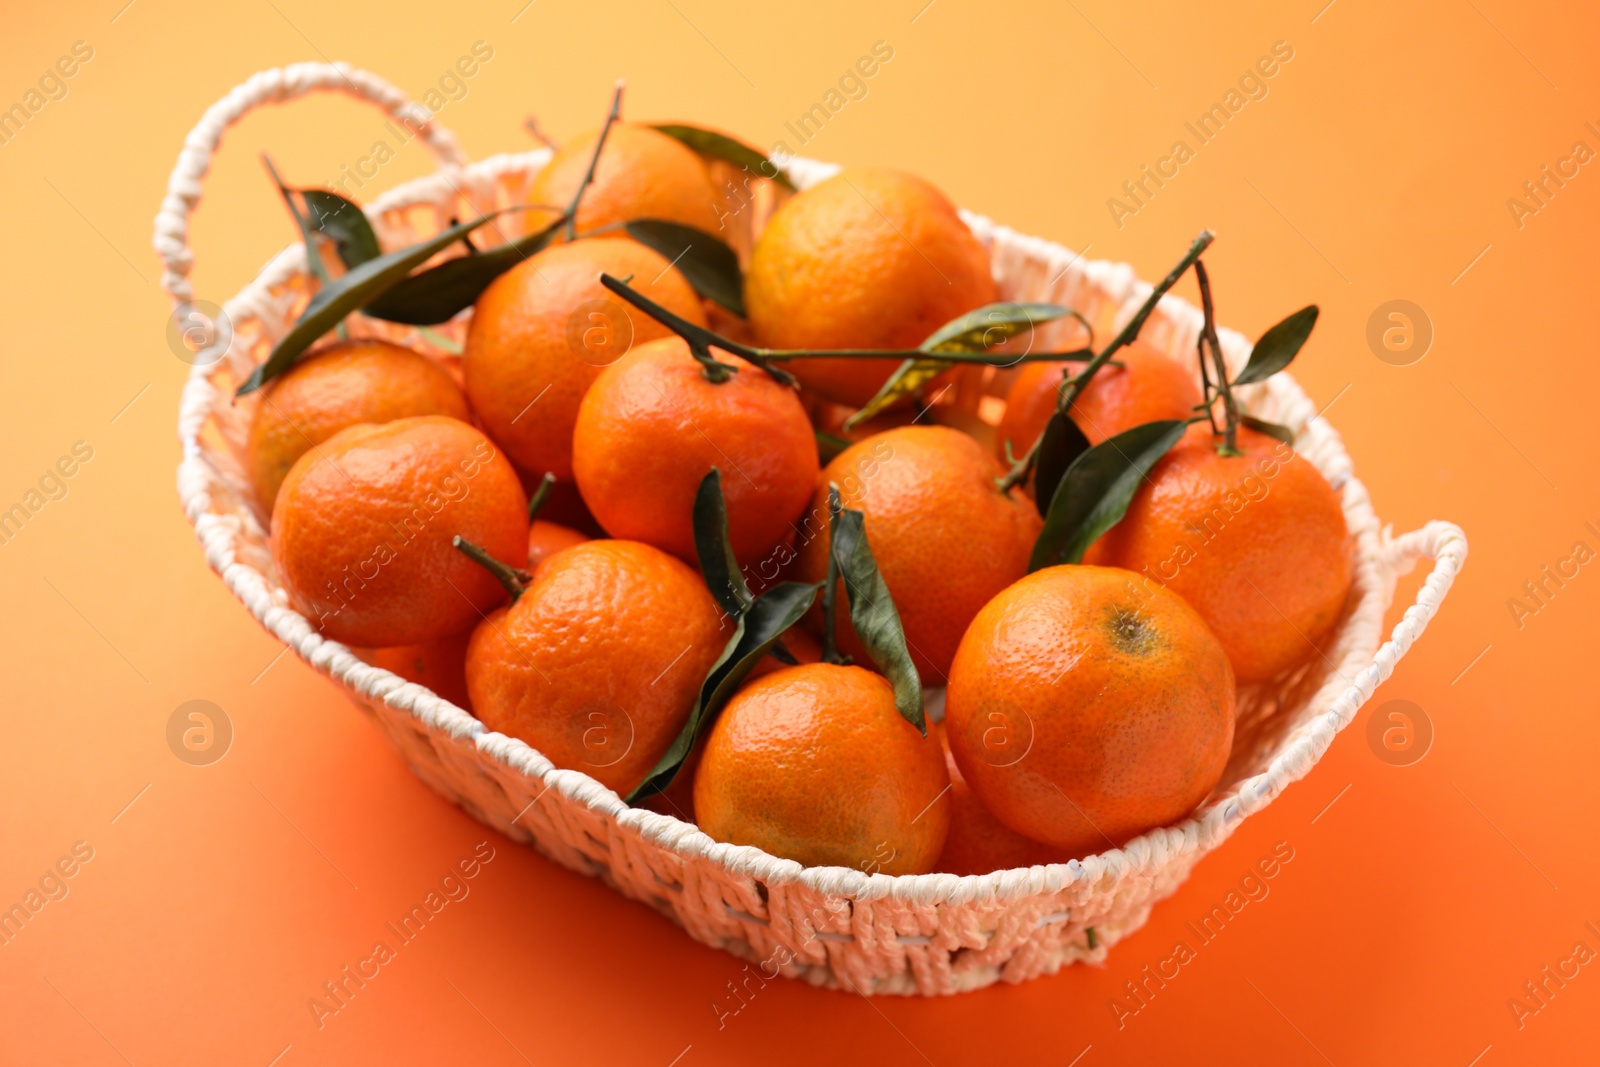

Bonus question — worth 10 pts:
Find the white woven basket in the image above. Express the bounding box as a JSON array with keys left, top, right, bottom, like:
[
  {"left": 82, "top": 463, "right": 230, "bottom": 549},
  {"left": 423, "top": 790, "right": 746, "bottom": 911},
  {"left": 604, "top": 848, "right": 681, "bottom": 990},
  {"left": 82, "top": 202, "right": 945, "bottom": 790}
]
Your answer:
[{"left": 159, "top": 64, "right": 1466, "bottom": 995}]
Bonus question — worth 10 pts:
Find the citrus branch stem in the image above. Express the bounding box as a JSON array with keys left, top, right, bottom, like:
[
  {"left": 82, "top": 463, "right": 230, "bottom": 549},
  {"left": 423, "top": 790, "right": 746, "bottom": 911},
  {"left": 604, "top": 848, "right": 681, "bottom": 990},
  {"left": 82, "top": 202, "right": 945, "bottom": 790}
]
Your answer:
[
  {"left": 564, "top": 81, "right": 624, "bottom": 242},
  {"left": 453, "top": 536, "right": 532, "bottom": 603},
  {"left": 598, "top": 273, "right": 1094, "bottom": 381},
  {"left": 1193, "top": 259, "right": 1239, "bottom": 455},
  {"left": 527, "top": 472, "right": 556, "bottom": 522},
  {"left": 995, "top": 229, "right": 1216, "bottom": 492}
]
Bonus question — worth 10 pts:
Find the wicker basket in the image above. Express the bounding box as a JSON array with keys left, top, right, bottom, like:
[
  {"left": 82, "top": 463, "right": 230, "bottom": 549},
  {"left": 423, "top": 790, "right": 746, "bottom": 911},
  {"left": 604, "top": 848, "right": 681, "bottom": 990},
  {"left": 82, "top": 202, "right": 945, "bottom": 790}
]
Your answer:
[{"left": 158, "top": 64, "right": 1466, "bottom": 995}]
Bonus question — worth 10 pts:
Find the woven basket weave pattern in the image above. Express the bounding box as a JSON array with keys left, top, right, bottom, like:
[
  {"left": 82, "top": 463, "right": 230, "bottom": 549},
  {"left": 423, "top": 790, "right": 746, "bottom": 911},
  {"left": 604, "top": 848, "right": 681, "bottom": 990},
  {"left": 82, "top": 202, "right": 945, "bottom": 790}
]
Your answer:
[{"left": 159, "top": 64, "right": 1466, "bottom": 995}]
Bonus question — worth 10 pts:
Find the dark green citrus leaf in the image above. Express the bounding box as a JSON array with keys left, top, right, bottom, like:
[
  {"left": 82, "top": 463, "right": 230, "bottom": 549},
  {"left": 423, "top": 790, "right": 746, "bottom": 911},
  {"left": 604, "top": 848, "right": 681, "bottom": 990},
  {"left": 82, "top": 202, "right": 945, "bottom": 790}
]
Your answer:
[
  {"left": 361, "top": 214, "right": 566, "bottom": 326},
  {"left": 1029, "top": 419, "right": 1188, "bottom": 571},
  {"left": 829, "top": 507, "right": 924, "bottom": 732},
  {"left": 301, "top": 190, "right": 381, "bottom": 269},
  {"left": 693, "top": 468, "right": 751, "bottom": 619},
  {"left": 649, "top": 123, "right": 797, "bottom": 191},
  {"left": 1240, "top": 413, "right": 1296, "bottom": 445},
  {"left": 1032, "top": 409, "right": 1092, "bottom": 519},
  {"left": 1235, "top": 305, "right": 1319, "bottom": 385},
  {"left": 845, "top": 303, "right": 1080, "bottom": 430},
  {"left": 239, "top": 212, "right": 512, "bottom": 396},
  {"left": 626, "top": 580, "right": 819, "bottom": 801},
  {"left": 623, "top": 219, "right": 746, "bottom": 317}
]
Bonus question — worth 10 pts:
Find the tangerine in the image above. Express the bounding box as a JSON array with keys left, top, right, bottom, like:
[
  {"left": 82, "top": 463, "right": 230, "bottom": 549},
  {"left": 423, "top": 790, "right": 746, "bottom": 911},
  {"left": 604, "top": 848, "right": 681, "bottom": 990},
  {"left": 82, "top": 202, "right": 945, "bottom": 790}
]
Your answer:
[
  {"left": 246, "top": 339, "right": 469, "bottom": 513},
  {"left": 1084, "top": 423, "right": 1353, "bottom": 683},
  {"left": 462, "top": 238, "right": 707, "bottom": 482},
  {"left": 526, "top": 123, "right": 721, "bottom": 237},
  {"left": 931, "top": 721, "right": 1067, "bottom": 876},
  {"left": 995, "top": 339, "right": 1202, "bottom": 465},
  {"left": 744, "top": 169, "right": 997, "bottom": 408},
  {"left": 572, "top": 337, "right": 819, "bottom": 565},
  {"left": 271, "top": 416, "right": 528, "bottom": 647},
  {"left": 794, "top": 426, "right": 1041, "bottom": 682},
  {"left": 945, "top": 565, "right": 1236, "bottom": 857},
  {"left": 464, "top": 539, "right": 726, "bottom": 796},
  {"left": 694, "top": 663, "right": 950, "bottom": 874}
]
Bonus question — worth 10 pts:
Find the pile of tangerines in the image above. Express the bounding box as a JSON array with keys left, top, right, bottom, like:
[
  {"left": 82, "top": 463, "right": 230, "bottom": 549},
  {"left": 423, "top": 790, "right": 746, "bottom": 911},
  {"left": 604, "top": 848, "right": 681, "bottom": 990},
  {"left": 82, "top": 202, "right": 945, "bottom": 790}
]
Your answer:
[{"left": 246, "top": 92, "right": 1351, "bottom": 878}]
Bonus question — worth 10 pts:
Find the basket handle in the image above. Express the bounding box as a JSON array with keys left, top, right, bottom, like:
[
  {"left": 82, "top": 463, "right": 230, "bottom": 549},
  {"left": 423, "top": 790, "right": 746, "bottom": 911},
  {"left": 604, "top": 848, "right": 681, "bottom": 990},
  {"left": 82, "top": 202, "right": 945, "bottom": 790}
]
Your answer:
[
  {"left": 1368, "top": 520, "right": 1469, "bottom": 686},
  {"left": 152, "top": 62, "right": 469, "bottom": 309}
]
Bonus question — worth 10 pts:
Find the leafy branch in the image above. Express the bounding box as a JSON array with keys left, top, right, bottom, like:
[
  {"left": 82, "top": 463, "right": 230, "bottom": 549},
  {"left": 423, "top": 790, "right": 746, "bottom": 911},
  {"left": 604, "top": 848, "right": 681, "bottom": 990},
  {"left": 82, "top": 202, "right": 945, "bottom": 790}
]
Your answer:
[{"left": 997, "top": 229, "right": 1215, "bottom": 493}]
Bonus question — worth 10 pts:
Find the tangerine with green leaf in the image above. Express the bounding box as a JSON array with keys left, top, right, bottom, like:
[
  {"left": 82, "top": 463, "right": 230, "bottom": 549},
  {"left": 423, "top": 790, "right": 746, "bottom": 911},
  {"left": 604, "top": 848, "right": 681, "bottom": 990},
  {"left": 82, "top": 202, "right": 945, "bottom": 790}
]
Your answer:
[
  {"left": 571, "top": 336, "right": 819, "bottom": 565},
  {"left": 945, "top": 565, "right": 1236, "bottom": 857},
  {"left": 1083, "top": 422, "right": 1353, "bottom": 683},
  {"left": 464, "top": 539, "right": 726, "bottom": 796},
  {"left": 526, "top": 122, "right": 722, "bottom": 238},
  {"left": 743, "top": 168, "right": 998, "bottom": 407},
  {"left": 995, "top": 339, "right": 1202, "bottom": 468},
  {"left": 694, "top": 663, "right": 950, "bottom": 874},
  {"left": 793, "top": 425, "right": 1040, "bottom": 682},
  {"left": 462, "top": 238, "right": 707, "bottom": 482}
]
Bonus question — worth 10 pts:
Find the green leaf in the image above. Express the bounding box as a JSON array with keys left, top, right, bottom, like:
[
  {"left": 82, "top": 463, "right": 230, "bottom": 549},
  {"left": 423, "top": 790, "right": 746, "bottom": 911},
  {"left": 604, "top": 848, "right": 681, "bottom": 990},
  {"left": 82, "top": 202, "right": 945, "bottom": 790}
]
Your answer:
[
  {"left": 649, "top": 123, "right": 797, "bottom": 191},
  {"left": 1029, "top": 419, "right": 1189, "bottom": 571},
  {"left": 1234, "top": 305, "right": 1319, "bottom": 385},
  {"left": 361, "top": 214, "right": 566, "bottom": 326},
  {"left": 921, "top": 302, "right": 1079, "bottom": 354},
  {"left": 238, "top": 212, "right": 512, "bottom": 396},
  {"left": 845, "top": 303, "right": 1080, "bottom": 429},
  {"left": 626, "top": 580, "right": 819, "bottom": 802},
  {"left": 1032, "top": 409, "right": 1092, "bottom": 519},
  {"left": 692, "top": 468, "right": 752, "bottom": 619},
  {"left": 1240, "top": 413, "right": 1296, "bottom": 445},
  {"left": 623, "top": 219, "right": 746, "bottom": 317},
  {"left": 301, "top": 190, "right": 381, "bottom": 269},
  {"left": 829, "top": 506, "right": 924, "bottom": 732}
]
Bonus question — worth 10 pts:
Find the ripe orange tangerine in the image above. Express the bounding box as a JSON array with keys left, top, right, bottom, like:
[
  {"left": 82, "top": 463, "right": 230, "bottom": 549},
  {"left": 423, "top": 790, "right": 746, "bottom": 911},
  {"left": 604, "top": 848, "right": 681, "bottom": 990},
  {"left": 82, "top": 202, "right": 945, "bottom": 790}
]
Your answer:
[
  {"left": 794, "top": 426, "right": 1040, "bottom": 682},
  {"left": 572, "top": 337, "right": 819, "bottom": 566},
  {"left": 462, "top": 238, "right": 706, "bottom": 482},
  {"left": 945, "top": 565, "right": 1236, "bottom": 858},
  {"left": 246, "top": 339, "right": 469, "bottom": 513},
  {"left": 1084, "top": 423, "right": 1353, "bottom": 683},
  {"left": 525, "top": 122, "right": 721, "bottom": 237},
  {"left": 270, "top": 416, "right": 528, "bottom": 647},
  {"left": 744, "top": 168, "right": 998, "bottom": 408},
  {"left": 465, "top": 540, "right": 726, "bottom": 796},
  {"left": 694, "top": 663, "right": 951, "bottom": 874}
]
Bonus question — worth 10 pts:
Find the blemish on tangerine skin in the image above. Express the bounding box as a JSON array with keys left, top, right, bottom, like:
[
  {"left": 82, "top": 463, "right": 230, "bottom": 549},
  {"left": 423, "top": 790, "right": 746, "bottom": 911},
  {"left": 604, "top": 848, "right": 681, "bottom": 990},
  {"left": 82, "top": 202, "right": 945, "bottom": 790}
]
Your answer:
[{"left": 1105, "top": 606, "right": 1162, "bottom": 657}]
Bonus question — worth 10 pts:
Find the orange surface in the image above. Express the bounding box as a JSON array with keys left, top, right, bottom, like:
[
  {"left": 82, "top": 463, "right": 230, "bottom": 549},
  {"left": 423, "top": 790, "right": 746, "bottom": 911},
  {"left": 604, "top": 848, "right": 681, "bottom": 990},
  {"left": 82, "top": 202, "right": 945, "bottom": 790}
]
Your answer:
[{"left": 1, "top": 1, "right": 1596, "bottom": 1064}]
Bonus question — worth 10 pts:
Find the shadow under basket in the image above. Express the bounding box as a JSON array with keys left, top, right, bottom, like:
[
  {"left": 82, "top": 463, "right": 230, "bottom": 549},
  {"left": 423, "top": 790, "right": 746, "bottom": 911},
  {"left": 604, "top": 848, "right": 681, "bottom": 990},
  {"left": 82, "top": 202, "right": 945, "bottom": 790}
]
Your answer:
[{"left": 160, "top": 63, "right": 1467, "bottom": 995}]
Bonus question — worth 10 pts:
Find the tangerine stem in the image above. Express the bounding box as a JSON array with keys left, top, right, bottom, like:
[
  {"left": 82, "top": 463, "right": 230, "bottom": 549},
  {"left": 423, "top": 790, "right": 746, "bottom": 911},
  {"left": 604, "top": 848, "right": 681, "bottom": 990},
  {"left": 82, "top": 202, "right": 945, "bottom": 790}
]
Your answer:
[
  {"left": 452, "top": 536, "right": 532, "bottom": 603},
  {"left": 527, "top": 472, "right": 556, "bottom": 523},
  {"left": 564, "top": 81, "right": 624, "bottom": 242},
  {"left": 597, "top": 273, "right": 1093, "bottom": 377},
  {"left": 995, "top": 229, "right": 1216, "bottom": 493},
  {"left": 1194, "top": 259, "right": 1240, "bottom": 456}
]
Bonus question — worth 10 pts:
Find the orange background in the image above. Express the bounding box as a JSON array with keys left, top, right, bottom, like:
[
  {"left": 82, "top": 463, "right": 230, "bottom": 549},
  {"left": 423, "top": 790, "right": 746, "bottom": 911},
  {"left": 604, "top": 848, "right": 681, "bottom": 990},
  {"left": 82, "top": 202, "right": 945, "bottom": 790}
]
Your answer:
[{"left": 1, "top": 0, "right": 1596, "bottom": 1063}]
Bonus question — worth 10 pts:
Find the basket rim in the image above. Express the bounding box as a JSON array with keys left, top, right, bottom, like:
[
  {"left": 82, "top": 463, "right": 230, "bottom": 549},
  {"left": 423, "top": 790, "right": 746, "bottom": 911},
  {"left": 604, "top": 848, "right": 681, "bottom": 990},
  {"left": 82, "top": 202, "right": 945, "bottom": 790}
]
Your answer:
[{"left": 174, "top": 147, "right": 1467, "bottom": 910}]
